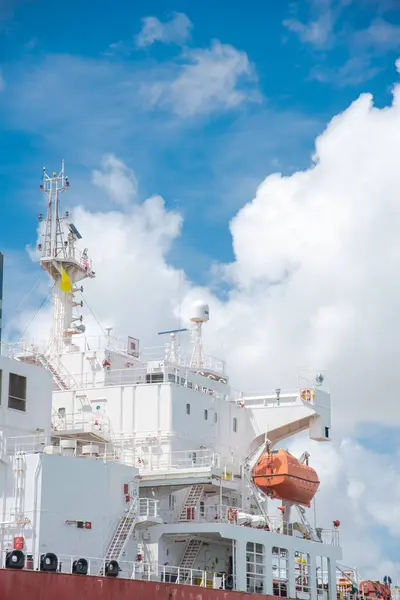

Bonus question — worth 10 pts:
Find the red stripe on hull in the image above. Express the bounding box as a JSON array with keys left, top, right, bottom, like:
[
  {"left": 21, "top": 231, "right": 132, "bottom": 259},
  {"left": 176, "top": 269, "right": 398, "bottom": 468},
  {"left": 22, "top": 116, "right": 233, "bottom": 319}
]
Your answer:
[{"left": 0, "top": 569, "right": 289, "bottom": 600}]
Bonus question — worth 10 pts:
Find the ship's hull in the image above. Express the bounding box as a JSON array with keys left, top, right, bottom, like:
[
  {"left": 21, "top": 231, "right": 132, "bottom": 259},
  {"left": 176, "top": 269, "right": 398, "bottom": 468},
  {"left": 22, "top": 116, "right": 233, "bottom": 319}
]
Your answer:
[{"left": 0, "top": 569, "right": 290, "bottom": 600}]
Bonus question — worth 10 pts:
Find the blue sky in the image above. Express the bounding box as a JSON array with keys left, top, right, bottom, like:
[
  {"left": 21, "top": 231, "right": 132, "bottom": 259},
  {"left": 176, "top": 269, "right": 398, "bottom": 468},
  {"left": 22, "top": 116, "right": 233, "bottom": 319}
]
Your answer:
[
  {"left": 1, "top": 0, "right": 400, "bottom": 574},
  {"left": 0, "top": 0, "right": 400, "bottom": 310}
]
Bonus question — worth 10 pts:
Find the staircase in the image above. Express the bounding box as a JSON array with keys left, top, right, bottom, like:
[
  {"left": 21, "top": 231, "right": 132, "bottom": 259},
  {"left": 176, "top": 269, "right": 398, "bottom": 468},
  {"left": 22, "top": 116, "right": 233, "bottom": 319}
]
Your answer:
[
  {"left": 36, "top": 352, "right": 78, "bottom": 391},
  {"left": 99, "top": 490, "right": 138, "bottom": 574},
  {"left": 11, "top": 452, "right": 26, "bottom": 522},
  {"left": 179, "top": 484, "right": 204, "bottom": 522},
  {"left": 179, "top": 538, "right": 202, "bottom": 580}
]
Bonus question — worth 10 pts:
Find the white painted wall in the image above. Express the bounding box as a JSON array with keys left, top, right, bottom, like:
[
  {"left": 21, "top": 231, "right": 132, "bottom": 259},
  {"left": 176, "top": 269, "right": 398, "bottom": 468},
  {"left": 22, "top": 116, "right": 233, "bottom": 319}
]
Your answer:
[
  {"left": 38, "top": 453, "right": 138, "bottom": 559},
  {"left": 53, "top": 382, "right": 172, "bottom": 437},
  {"left": 1, "top": 453, "right": 139, "bottom": 561},
  {"left": 0, "top": 355, "right": 53, "bottom": 440}
]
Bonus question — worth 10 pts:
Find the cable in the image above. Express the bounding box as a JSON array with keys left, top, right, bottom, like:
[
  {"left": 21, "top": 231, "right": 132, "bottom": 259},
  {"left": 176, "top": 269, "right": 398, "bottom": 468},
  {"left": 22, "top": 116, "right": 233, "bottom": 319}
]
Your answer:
[
  {"left": 81, "top": 293, "right": 116, "bottom": 351},
  {"left": 16, "top": 288, "right": 52, "bottom": 344},
  {"left": 12, "top": 278, "right": 42, "bottom": 313}
]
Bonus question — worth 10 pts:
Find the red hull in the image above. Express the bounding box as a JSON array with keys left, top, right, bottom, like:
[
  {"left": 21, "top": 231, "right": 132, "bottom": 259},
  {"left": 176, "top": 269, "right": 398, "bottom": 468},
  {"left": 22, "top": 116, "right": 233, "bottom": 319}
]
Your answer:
[{"left": 0, "top": 569, "right": 288, "bottom": 600}]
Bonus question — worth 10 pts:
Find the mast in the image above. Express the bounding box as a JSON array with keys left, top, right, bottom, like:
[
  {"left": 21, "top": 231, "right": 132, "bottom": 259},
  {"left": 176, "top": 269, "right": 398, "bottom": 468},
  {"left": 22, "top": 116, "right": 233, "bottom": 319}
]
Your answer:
[{"left": 37, "top": 161, "right": 94, "bottom": 354}]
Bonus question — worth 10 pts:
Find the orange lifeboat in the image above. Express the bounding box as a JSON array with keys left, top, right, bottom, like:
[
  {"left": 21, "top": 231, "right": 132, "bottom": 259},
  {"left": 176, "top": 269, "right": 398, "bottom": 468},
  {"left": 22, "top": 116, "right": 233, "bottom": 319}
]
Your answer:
[{"left": 252, "top": 449, "right": 319, "bottom": 507}]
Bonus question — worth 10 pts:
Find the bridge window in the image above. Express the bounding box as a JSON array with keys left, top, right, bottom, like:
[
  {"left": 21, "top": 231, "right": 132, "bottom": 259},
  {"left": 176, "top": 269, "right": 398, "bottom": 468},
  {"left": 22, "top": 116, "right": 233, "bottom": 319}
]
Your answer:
[
  {"left": 272, "top": 546, "right": 288, "bottom": 597},
  {"left": 186, "top": 403, "right": 191, "bottom": 415},
  {"left": 246, "top": 542, "right": 265, "bottom": 594},
  {"left": 204, "top": 409, "right": 208, "bottom": 420},
  {"left": 233, "top": 417, "right": 237, "bottom": 432},
  {"left": 295, "top": 551, "right": 310, "bottom": 596},
  {"left": 8, "top": 373, "right": 27, "bottom": 412},
  {"left": 316, "top": 556, "right": 330, "bottom": 597}
]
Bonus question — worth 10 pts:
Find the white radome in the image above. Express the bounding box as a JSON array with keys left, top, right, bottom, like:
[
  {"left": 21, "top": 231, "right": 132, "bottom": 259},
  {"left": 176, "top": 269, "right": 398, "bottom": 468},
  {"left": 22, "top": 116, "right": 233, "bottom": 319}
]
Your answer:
[{"left": 190, "top": 300, "right": 210, "bottom": 323}]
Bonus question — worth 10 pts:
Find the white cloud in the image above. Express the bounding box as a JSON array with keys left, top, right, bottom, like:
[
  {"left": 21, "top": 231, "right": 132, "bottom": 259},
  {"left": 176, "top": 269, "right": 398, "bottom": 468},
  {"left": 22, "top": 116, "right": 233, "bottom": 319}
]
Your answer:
[
  {"left": 310, "top": 56, "right": 382, "bottom": 87},
  {"left": 142, "top": 40, "right": 258, "bottom": 117},
  {"left": 136, "top": 12, "right": 192, "bottom": 48},
  {"left": 92, "top": 154, "right": 138, "bottom": 207},
  {"left": 16, "top": 83, "right": 400, "bottom": 578},
  {"left": 396, "top": 57, "right": 400, "bottom": 73},
  {"left": 283, "top": 0, "right": 335, "bottom": 49},
  {"left": 287, "top": 435, "right": 400, "bottom": 578},
  {"left": 356, "top": 19, "right": 400, "bottom": 49}
]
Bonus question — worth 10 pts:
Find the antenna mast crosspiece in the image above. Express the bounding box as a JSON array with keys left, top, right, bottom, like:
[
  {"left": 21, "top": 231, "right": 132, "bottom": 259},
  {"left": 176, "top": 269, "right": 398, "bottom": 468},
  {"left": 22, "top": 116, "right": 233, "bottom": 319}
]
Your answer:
[{"left": 37, "top": 161, "right": 95, "bottom": 353}]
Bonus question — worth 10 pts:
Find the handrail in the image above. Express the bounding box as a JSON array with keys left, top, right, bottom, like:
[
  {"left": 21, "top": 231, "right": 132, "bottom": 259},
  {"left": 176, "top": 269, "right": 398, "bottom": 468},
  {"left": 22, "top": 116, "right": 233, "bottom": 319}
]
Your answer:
[
  {"left": 4, "top": 435, "right": 241, "bottom": 473},
  {"left": 0, "top": 552, "right": 230, "bottom": 589}
]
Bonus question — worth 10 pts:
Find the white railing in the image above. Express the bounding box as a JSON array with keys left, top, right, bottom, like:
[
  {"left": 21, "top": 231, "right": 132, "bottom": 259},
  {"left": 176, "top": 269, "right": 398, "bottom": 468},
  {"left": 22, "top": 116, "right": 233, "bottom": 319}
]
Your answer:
[
  {"left": 37, "top": 364, "right": 230, "bottom": 401},
  {"left": 239, "top": 390, "right": 304, "bottom": 407},
  {"left": 1, "top": 338, "right": 225, "bottom": 375},
  {"left": 52, "top": 412, "right": 111, "bottom": 437},
  {"left": 5, "top": 435, "right": 240, "bottom": 475},
  {"left": 138, "top": 498, "right": 159, "bottom": 519},
  {"left": 142, "top": 347, "right": 226, "bottom": 375},
  {"left": 178, "top": 354, "right": 226, "bottom": 375},
  {"left": 0, "top": 552, "right": 231, "bottom": 589},
  {"left": 158, "top": 504, "right": 339, "bottom": 545}
]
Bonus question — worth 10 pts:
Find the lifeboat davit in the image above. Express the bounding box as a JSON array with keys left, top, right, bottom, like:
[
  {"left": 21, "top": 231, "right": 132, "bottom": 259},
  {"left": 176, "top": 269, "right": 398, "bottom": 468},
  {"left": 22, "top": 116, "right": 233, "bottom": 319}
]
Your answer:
[{"left": 252, "top": 449, "right": 320, "bottom": 507}]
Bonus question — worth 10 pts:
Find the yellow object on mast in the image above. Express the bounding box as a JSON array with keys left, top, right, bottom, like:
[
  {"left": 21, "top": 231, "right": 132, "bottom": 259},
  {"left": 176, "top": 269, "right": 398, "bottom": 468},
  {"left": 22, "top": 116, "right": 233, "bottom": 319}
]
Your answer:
[{"left": 60, "top": 266, "right": 72, "bottom": 293}]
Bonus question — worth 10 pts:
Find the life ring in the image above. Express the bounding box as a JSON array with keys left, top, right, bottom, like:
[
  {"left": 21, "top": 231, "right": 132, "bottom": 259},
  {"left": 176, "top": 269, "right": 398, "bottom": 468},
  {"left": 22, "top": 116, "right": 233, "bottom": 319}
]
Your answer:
[
  {"left": 238, "top": 401, "right": 245, "bottom": 407},
  {"left": 300, "top": 388, "right": 314, "bottom": 402}
]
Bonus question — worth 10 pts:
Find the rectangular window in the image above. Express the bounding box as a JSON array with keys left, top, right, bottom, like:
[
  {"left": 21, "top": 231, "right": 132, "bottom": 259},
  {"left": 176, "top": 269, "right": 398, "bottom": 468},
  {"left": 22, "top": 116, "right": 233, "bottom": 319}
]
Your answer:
[
  {"left": 168, "top": 494, "right": 176, "bottom": 511},
  {"left": 294, "top": 551, "right": 310, "bottom": 595},
  {"left": 316, "top": 556, "right": 330, "bottom": 597},
  {"left": 186, "top": 403, "right": 190, "bottom": 415},
  {"left": 214, "top": 412, "right": 218, "bottom": 423},
  {"left": 233, "top": 417, "right": 237, "bottom": 432},
  {"left": 246, "top": 542, "right": 265, "bottom": 594},
  {"left": 272, "top": 547, "right": 288, "bottom": 597},
  {"left": 204, "top": 409, "right": 208, "bottom": 420},
  {"left": 8, "top": 373, "right": 27, "bottom": 412}
]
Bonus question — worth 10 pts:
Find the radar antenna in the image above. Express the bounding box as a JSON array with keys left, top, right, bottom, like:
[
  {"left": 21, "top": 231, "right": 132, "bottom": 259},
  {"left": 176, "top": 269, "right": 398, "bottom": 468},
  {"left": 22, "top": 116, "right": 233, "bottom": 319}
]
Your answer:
[
  {"left": 158, "top": 328, "right": 188, "bottom": 364},
  {"left": 37, "top": 161, "right": 95, "bottom": 353},
  {"left": 189, "top": 301, "right": 209, "bottom": 369}
]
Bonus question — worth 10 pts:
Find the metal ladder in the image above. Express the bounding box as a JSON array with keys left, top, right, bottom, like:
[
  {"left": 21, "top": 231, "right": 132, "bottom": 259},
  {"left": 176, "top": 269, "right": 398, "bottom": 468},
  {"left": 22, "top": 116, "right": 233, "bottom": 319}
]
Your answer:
[
  {"left": 179, "top": 538, "right": 202, "bottom": 580},
  {"left": 36, "top": 352, "right": 78, "bottom": 390},
  {"left": 99, "top": 489, "right": 138, "bottom": 574},
  {"left": 179, "top": 484, "right": 204, "bottom": 522},
  {"left": 11, "top": 452, "right": 26, "bottom": 522}
]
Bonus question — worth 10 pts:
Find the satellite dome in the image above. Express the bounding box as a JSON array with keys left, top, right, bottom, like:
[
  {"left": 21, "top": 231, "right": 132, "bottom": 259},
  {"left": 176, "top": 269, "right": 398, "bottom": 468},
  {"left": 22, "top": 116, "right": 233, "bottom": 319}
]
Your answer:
[{"left": 190, "top": 300, "right": 210, "bottom": 323}]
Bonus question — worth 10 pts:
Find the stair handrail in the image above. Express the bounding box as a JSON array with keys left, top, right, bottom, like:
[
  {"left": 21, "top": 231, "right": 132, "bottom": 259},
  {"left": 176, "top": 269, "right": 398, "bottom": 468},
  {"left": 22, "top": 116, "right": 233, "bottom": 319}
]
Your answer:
[
  {"left": 98, "top": 485, "right": 139, "bottom": 574},
  {"left": 37, "top": 351, "right": 79, "bottom": 390}
]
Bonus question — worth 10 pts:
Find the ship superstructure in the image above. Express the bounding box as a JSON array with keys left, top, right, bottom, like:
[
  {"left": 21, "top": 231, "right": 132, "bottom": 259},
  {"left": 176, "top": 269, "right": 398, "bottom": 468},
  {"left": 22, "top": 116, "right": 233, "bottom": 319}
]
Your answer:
[{"left": 0, "top": 163, "right": 393, "bottom": 600}]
